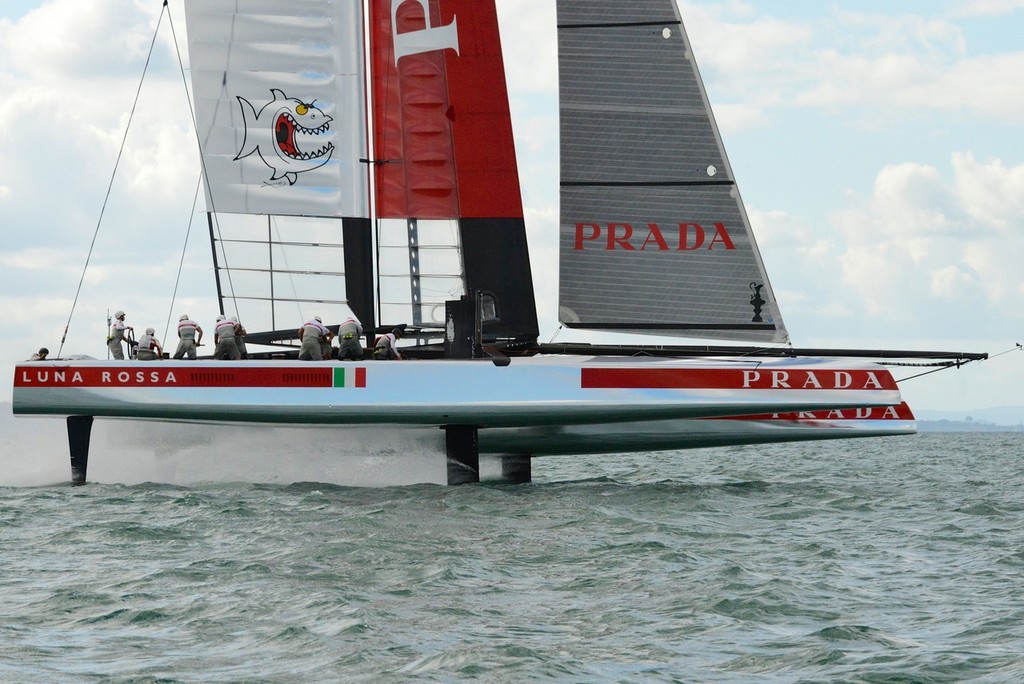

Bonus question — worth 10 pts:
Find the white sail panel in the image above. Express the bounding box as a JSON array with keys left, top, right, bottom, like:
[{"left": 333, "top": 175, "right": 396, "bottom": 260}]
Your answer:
[{"left": 183, "top": 0, "right": 368, "bottom": 218}]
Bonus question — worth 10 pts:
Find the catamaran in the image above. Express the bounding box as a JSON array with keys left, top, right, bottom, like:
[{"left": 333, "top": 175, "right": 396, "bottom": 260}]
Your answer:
[{"left": 11, "top": 0, "right": 985, "bottom": 484}]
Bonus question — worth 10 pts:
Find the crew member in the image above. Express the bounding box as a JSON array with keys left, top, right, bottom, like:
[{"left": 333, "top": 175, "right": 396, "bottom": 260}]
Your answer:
[
  {"left": 337, "top": 315, "right": 363, "bottom": 360},
  {"left": 372, "top": 327, "right": 403, "bottom": 360},
  {"left": 320, "top": 325, "right": 335, "bottom": 360},
  {"left": 136, "top": 327, "right": 163, "bottom": 361},
  {"left": 213, "top": 314, "right": 241, "bottom": 360},
  {"left": 173, "top": 314, "right": 203, "bottom": 360},
  {"left": 233, "top": 317, "right": 248, "bottom": 359},
  {"left": 297, "top": 316, "right": 328, "bottom": 360},
  {"left": 29, "top": 347, "right": 49, "bottom": 361},
  {"left": 108, "top": 310, "right": 133, "bottom": 360}
]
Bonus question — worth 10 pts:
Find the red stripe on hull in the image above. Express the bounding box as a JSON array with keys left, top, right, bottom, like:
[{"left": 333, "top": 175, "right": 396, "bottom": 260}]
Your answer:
[{"left": 14, "top": 366, "right": 334, "bottom": 389}]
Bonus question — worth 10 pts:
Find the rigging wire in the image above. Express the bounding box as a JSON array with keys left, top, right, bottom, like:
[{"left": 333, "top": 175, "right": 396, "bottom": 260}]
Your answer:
[
  {"left": 162, "top": 174, "right": 205, "bottom": 346},
  {"left": 270, "top": 215, "right": 307, "bottom": 325},
  {"left": 166, "top": 3, "right": 240, "bottom": 322},
  {"left": 990, "top": 342, "right": 1023, "bottom": 360},
  {"left": 57, "top": 5, "right": 167, "bottom": 358},
  {"left": 896, "top": 361, "right": 971, "bottom": 383}
]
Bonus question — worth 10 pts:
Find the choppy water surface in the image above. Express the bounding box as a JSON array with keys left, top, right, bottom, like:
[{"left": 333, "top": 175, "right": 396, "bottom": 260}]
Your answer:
[{"left": 2, "top": 432, "right": 1023, "bottom": 682}]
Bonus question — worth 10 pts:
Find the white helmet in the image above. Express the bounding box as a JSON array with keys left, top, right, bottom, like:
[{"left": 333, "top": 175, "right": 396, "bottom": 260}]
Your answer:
[
  {"left": 115, "top": 310, "right": 125, "bottom": 318},
  {"left": 179, "top": 314, "right": 189, "bottom": 321},
  {"left": 314, "top": 315, "right": 322, "bottom": 323},
  {"left": 145, "top": 327, "right": 155, "bottom": 335},
  {"left": 216, "top": 314, "right": 225, "bottom": 322},
  {"left": 230, "top": 316, "right": 238, "bottom": 323}
]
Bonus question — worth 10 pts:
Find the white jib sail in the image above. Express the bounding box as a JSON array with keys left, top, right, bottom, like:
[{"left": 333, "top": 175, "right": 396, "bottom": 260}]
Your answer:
[{"left": 183, "top": 0, "right": 369, "bottom": 219}]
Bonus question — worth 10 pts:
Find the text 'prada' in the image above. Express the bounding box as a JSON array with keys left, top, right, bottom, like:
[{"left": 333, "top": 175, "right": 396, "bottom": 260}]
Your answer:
[{"left": 574, "top": 222, "right": 737, "bottom": 251}]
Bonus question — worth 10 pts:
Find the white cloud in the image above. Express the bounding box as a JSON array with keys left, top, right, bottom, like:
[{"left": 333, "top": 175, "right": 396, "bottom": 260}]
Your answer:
[
  {"left": 951, "top": 152, "right": 1024, "bottom": 230},
  {"left": 930, "top": 264, "right": 977, "bottom": 298},
  {"left": 496, "top": 0, "right": 558, "bottom": 97},
  {"left": 833, "top": 11, "right": 967, "bottom": 55},
  {"left": 0, "top": 0, "right": 198, "bottom": 256},
  {"left": 688, "top": 12, "right": 813, "bottom": 76},
  {"left": 948, "top": 0, "right": 1024, "bottom": 18},
  {"left": 1, "top": 0, "right": 158, "bottom": 81},
  {"left": 803, "top": 51, "right": 1024, "bottom": 121},
  {"left": 677, "top": 4, "right": 1023, "bottom": 126},
  {"left": 833, "top": 155, "right": 1023, "bottom": 329}
]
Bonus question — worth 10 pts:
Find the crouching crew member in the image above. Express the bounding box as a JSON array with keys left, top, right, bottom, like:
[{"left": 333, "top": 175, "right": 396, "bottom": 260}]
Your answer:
[
  {"left": 372, "top": 327, "right": 403, "bottom": 360},
  {"left": 214, "top": 314, "right": 241, "bottom": 360},
  {"left": 337, "top": 315, "right": 363, "bottom": 360},
  {"left": 173, "top": 314, "right": 203, "bottom": 359},
  {"left": 298, "top": 316, "right": 329, "bottom": 360},
  {"left": 137, "top": 327, "right": 163, "bottom": 361}
]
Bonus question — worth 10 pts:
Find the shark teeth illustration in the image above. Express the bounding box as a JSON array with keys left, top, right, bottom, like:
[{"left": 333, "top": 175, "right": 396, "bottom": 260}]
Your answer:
[
  {"left": 296, "top": 146, "right": 332, "bottom": 161},
  {"left": 280, "top": 112, "right": 334, "bottom": 160},
  {"left": 235, "top": 89, "right": 336, "bottom": 185}
]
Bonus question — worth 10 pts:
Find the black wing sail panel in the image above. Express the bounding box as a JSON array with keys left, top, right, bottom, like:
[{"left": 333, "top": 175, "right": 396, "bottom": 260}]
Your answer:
[{"left": 557, "top": 1, "right": 788, "bottom": 343}]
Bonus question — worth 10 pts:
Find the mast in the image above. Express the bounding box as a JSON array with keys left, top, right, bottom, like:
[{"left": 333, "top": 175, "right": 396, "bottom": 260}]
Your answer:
[{"left": 206, "top": 211, "right": 225, "bottom": 317}]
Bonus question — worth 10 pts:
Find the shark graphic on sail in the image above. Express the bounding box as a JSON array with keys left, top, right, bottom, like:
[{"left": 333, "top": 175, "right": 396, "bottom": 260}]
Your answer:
[{"left": 235, "top": 89, "right": 335, "bottom": 186}]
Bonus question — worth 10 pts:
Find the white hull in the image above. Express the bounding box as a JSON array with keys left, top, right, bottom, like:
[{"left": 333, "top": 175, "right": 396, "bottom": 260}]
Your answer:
[{"left": 13, "top": 355, "right": 912, "bottom": 453}]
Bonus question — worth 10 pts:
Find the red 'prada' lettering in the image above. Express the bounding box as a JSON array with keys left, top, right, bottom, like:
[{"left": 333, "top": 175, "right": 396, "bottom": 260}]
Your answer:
[
  {"left": 639, "top": 223, "right": 669, "bottom": 250},
  {"left": 734, "top": 403, "right": 914, "bottom": 421},
  {"left": 582, "top": 368, "right": 898, "bottom": 391},
  {"left": 575, "top": 223, "right": 600, "bottom": 250},
  {"left": 574, "top": 222, "right": 737, "bottom": 251},
  {"left": 608, "top": 223, "right": 634, "bottom": 250},
  {"left": 771, "top": 406, "right": 903, "bottom": 420},
  {"left": 679, "top": 223, "right": 704, "bottom": 251},
  {"left": 707, "top": 224, "right": 736, "bottom": 250}
]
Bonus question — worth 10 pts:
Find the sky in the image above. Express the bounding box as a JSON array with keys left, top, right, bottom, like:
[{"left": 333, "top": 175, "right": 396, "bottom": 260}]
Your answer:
[{"left": 0, "top": 0, "right": 1022, "bottom": 414}]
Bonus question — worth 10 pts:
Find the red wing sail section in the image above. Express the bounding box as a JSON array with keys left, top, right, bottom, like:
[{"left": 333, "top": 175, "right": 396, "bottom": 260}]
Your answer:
[{"left": 371, "top": 0, "right": 523, "bottom": 219}]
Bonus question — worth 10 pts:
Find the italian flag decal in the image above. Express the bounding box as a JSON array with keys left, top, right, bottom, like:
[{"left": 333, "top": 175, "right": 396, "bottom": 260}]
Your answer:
[{"left": 333, "top": 367, "right": 366, "bottom": 388}]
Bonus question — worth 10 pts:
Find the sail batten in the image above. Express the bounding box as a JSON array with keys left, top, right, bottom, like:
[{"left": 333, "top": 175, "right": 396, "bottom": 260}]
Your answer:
[
  {"left": 562, "top": 181, "right": 736, "bottom": 188},
  {"left": 557, "top": 20, "right": 681, "bottom": 29}
]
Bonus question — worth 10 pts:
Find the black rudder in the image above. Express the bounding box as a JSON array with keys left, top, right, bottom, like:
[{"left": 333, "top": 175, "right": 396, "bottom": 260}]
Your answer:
[{"left": 67, "top": 415, "right": 94, "bottom": 485}]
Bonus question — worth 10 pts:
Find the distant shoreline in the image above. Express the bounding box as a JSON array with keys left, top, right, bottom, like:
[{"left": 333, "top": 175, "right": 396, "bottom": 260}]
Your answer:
[{"left": 918, "top": 420, "right": 1023, "bottom": 433}]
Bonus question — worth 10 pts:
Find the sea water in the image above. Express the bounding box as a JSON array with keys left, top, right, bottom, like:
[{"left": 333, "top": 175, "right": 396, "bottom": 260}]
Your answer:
[{"left": 1, "top": 420, "right": 1023, "bottom": 682}]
